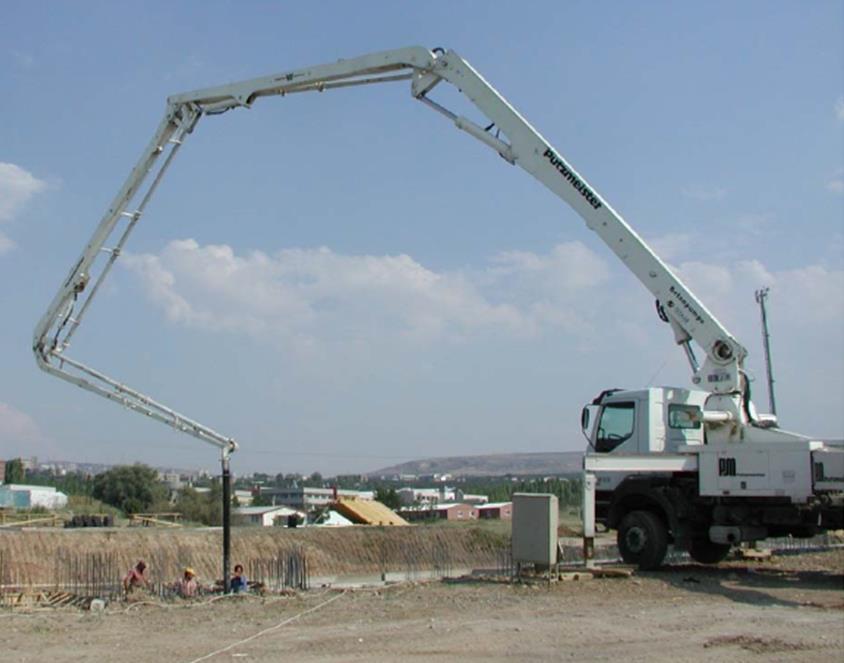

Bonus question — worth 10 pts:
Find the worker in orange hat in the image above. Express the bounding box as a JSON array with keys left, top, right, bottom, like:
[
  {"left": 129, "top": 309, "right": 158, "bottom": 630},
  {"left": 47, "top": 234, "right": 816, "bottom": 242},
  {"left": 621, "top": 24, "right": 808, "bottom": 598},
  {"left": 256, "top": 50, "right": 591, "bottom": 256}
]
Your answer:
[{"left": 176, "top": 567, "right": 199, "bottom": 598}]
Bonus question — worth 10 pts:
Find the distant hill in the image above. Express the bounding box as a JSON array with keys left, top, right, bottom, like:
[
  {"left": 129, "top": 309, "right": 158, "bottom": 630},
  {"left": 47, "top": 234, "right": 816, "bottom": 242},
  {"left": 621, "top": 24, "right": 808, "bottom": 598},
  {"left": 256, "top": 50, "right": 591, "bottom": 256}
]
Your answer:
[
  {"left": 369, "top": 452, "right": 583, "bottom": 478},
  {"left": 369, "top": 439, "right": 844, "bottom": 479}
]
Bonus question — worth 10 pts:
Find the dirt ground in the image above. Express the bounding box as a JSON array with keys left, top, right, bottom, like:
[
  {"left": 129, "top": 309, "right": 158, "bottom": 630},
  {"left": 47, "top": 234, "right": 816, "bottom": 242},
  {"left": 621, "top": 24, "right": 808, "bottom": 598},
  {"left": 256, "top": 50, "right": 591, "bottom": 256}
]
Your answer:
[{"left": 2, "top": 550, "right": 842, "bottom": 662}]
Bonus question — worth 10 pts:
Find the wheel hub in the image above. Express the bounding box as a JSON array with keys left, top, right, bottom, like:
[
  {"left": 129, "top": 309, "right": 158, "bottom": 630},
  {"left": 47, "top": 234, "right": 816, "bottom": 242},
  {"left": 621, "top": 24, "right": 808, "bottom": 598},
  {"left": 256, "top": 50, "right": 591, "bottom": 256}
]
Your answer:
[{"left": 625, "top": 526, "right": 647, "bottom": 553}]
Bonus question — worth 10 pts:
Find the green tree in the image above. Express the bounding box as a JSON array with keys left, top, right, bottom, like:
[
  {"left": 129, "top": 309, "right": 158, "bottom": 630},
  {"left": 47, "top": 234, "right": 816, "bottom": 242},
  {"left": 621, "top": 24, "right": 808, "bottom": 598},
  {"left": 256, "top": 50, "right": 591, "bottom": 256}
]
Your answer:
[
  {"left": 304, "top": 472, "right": 323, "bottom": 487},
  {"left": 24, "top": 469, "right": 94, "bottom": 497},
  {"left": 4, "top": 458, "right": 25, "bottom": 484},
  {"left": 92, "top": 464, "right": 167, "bottom": 515},
  {"left": 250, "top": 492, "right": 274, "bottom": 507},
  {"left": 174, "top": 487, "right": 213, "bottom": 524},
  {"left": 374, "top": 487, "right": 402, "bottom": 511},
  {"left": 173, "top": 480, "right": 230, "bottom": 526},
  {"left": 207, "top": 479, "right": 223, "bottom": 526}
]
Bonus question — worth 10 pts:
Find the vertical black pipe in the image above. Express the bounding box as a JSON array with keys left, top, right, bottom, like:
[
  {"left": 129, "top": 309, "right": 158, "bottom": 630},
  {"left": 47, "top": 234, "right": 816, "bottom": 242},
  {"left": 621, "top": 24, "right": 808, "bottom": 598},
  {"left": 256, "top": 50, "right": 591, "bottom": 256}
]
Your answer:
[{"left": 222, "top": 455, "right": 231, "bottom": 593}]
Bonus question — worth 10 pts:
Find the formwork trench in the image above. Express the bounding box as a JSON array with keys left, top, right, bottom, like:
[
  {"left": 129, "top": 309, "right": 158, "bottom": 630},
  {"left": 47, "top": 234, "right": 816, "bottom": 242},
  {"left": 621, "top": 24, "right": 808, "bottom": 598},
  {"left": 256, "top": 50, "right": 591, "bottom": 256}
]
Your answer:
[
  {"left": 2, "top": 527, "right": 837, "bottom": 601},
  {"left": 0, "top": 525, "right": 511, "bottom": 598}
]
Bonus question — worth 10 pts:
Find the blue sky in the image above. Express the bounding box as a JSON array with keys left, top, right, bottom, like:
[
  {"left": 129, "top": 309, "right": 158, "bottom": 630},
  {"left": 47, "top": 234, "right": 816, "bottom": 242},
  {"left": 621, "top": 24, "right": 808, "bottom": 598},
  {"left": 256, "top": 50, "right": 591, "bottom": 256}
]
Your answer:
[{"left": 1, "top": 1, "right": 842, "bottom": 475}]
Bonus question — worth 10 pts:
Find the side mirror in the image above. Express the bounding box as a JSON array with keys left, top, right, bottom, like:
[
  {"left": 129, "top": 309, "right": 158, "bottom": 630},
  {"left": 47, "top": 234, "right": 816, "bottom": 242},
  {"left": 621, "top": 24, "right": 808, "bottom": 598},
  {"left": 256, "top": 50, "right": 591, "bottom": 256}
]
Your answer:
[
  {"left": 581, "top": 404, "right": 600, "bottom": 446},
  {"left": 581, "top": 406, "right": 590, "bottom": 431}
]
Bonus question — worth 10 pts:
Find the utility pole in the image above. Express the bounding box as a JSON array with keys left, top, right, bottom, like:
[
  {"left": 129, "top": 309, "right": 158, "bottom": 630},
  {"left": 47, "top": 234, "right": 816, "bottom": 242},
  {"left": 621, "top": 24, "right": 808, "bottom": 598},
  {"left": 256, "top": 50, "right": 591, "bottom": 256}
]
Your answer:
[{"left": 754, "top": 287, "right": 777, "bottom": 416}]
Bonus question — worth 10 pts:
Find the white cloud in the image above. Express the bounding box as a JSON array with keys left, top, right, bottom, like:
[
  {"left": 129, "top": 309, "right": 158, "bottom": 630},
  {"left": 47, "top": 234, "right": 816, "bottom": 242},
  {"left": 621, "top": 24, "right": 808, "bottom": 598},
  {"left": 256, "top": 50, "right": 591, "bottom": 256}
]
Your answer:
[
  {"left": 826, "top": 168, "right": 844, "bottom": 194},
  {"left": 122, "top": 239, "right": 843, "bottom": 390},
  {"left": 123, "top": 239, "right": 612, "bottom": 348},
  {"left": 775, "top": 264, "right": 844, "bottom": 324},
  {"left": 647, "top": 233, "right": 693, "bottom": 262},
  {"left": 735, "top": 212, "right": 774, "bottom": 236},
  {"left": 0, "top": 402, "right": 59, "bottom": 460},
  {"left": 0, "top": 162, "right": 46, "bottom": 222},
  {"left": 670, "top": 258, "right": 842, "bottom": 342},
  {"left": 0, "top": 231, "right": 15, "bottom": 255},
  {"left": 114, "top": 237, "right": 844, "bottom": 458},
  {"left": 646, "top": 214, "right": 776, "bottom": 266},
  {"left": 0, "top": 402, "right": 43, "bottom": 446},
  {"left": 673, "top": 259, "right": 768, "bottom": 309},
  {"left": 489, "top": 242, "right": 610, "bottom": 291},
  {"left": 836, "top": 96, "right": 844, "bottom": 122},
  {"left": 673, "top": 260, "right": 734, "bottom": 301},
  {"left": 0, "top": 163, "right": 47, "bottom": 247},
  {"left": 734, "top": 259, "right": 775, "bottom": 289}
]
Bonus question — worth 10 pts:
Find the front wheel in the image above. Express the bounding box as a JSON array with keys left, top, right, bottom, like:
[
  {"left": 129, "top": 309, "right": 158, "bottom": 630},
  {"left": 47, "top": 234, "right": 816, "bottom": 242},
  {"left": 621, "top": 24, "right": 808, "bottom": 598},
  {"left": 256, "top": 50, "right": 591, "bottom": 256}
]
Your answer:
[
  {"left": 617, "top": 510, "right": 668, "bottom": 571},
  {"left": 688, "top": 538, "right": 731, "bottom": 564}
]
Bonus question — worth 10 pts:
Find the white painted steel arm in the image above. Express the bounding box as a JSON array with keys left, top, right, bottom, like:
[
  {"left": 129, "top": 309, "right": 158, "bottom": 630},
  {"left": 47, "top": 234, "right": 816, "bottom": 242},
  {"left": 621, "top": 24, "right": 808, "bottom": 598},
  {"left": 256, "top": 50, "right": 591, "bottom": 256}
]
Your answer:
[
  {"left": 31, "top": 100, "right": 234, "bottom": 453},
  {"left": 32, "top": 47, "right": 440, "bottom": 457},
  {"left": 166, "top": 46, "right": 435, "bottom": 109},
  {"left": 426, "top": 51, "right": 747, "bottom": 394},
  {"left": 34, "top": 46, "right": 748, "bottom": 458}
]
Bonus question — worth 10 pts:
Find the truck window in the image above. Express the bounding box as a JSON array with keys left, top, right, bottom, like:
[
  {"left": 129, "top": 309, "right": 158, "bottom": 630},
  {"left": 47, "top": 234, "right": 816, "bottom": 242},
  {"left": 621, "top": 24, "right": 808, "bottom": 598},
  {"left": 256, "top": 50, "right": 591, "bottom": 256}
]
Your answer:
[
  {"left": 596, "top": 402, "right": 635, "bottom": 452},
  {"left": 668, "top": 404, "right": 702, "bottom": 430}
]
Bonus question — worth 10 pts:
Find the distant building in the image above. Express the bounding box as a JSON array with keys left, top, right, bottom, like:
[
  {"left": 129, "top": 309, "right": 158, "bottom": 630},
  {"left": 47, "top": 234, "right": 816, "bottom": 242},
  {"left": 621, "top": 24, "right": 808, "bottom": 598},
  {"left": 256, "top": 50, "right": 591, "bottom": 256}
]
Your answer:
[
  {"left": 37, "top": 464, "right": 69, "bottom": 476},
  {"left": 398, "top": 488, "right": 437, "bottom": 505},
  {"left": 258, "top": 487, "right": 374, "bottom": 512},
  {"left": 234, "top": 489, "right": 253, "bottom": 506},
  {"left": 0, "top": 484, "right": 68, "bottom": 510},
  {"left": 397, "top": 486, "right": 458, "bottom": 506},
  {"left": 399, "top": 503, "right": 478, "bottom": 522},
  {"left": 234, "top": 505, "right": 304, "bottom": 527},
  {"left": 476, "top": 502, "right": 512, "bottom": 520},
  {"left": 158, "top": 472, "right": 185, "bottom": 494},
  {"left": 455, "top": 489, "right": 489, "bottom": 505}
]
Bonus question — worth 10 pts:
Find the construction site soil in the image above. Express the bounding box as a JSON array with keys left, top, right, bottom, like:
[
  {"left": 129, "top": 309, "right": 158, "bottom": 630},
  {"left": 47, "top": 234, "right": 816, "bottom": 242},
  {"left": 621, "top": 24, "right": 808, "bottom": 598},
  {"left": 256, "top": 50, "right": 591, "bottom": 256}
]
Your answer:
[{"left": 1, "top": 545, "right": 842, "bottom": 662}]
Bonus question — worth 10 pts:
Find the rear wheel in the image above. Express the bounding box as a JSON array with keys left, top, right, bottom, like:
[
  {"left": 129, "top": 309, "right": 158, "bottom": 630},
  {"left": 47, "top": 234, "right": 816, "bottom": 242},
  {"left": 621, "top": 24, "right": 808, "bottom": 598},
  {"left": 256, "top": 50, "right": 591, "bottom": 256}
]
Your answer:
[
  {"left": 618, "top": 510, "right": 668, "bottom": 571},
  {"left": 688, "top": 538, "right": 731, "bottom": 564}
]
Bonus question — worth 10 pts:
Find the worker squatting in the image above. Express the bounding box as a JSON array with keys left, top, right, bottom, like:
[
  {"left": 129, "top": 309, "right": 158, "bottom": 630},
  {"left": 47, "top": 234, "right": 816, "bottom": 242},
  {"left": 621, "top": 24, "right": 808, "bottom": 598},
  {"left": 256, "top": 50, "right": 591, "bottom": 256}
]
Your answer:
[{"left": 542, "top": 147, "right": 602, "bottom": 210}]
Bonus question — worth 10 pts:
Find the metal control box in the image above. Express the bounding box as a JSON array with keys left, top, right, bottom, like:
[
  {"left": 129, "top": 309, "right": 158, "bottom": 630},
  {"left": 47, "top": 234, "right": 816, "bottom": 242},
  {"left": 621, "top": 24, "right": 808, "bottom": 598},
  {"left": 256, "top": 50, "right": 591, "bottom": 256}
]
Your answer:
[{"left": 512, "top": 493, "right": 558, "bottom": 567}]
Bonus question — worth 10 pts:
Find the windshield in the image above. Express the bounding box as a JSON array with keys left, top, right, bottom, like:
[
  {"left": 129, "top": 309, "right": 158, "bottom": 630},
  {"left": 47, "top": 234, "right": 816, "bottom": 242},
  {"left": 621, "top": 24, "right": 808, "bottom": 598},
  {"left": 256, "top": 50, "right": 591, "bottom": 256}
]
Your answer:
[{"left": 595, "top": 402, "right": 635, "bottom": 452}]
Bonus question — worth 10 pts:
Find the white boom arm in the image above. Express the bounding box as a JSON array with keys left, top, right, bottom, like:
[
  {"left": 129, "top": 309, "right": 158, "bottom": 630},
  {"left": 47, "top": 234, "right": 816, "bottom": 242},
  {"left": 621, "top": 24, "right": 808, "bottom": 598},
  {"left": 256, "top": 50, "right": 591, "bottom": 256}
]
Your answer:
[{"left": 33, "top": 46, "right": 750, "bottom": 456}]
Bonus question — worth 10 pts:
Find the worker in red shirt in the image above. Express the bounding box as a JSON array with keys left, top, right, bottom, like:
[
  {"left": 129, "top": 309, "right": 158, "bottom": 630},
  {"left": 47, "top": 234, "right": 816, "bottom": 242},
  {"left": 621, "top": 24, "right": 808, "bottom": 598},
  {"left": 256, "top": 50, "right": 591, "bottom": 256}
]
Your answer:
[{"left": 122, "top": 560, "right": 149, "bottom": 595}]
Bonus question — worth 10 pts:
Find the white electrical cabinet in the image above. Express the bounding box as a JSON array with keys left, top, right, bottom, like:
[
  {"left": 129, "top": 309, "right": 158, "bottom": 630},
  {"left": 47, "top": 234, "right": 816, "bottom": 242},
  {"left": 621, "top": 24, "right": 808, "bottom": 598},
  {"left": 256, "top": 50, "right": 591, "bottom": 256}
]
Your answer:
[{"left": 512, "top": 493, "right": 558, "bottom": 568}]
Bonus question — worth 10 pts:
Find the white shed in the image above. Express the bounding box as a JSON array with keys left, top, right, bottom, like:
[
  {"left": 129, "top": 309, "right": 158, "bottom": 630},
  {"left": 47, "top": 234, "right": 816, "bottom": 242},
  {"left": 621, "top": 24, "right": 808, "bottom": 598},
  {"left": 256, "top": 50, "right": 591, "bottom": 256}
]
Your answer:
[
  {"left": 0, "top": 484, "right": 69, "bottom": 509},
  {"left": 234, "top": 505, "right": 303, "bottom": 527}
]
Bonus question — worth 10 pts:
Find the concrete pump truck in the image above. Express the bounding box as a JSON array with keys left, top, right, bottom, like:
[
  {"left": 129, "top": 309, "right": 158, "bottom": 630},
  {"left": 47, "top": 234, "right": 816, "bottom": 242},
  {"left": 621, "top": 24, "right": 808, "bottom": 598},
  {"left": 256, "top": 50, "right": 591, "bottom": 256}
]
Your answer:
[{"left": 33, "top": 47, "right": 844, "bottom": 571}]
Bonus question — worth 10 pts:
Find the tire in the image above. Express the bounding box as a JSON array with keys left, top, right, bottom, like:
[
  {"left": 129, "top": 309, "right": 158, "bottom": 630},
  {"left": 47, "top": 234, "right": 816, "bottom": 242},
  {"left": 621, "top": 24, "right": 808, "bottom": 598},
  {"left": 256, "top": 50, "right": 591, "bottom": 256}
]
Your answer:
[
  {"left": 688, "top": 538, "right": 731, "bottom": 565},
  {"left": 617, "top": 510, "right": 668, "bottom": 571}
]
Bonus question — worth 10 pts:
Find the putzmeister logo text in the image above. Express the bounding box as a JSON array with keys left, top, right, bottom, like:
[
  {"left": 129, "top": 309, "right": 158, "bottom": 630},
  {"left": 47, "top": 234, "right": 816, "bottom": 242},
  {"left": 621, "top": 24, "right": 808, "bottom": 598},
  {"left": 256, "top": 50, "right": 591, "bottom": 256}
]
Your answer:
[{"left": 543, "top": 147, "right": 602, "bottom": 210}]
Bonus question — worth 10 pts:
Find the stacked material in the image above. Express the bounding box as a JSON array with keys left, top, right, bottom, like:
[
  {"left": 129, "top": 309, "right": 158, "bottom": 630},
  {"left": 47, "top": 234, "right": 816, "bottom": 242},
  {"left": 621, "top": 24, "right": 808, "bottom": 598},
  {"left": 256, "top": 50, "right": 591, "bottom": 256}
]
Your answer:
[{"left": 333, "top": 499, "right": 408, "bottom": 526}]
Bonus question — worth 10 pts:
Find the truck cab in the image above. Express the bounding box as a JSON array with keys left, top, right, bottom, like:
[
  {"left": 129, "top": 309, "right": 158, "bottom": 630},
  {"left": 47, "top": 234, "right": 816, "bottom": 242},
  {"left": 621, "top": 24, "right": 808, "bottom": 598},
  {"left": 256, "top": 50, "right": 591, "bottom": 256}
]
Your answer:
[{"left": 582, "top": 387, "right": 707, "bottom": 456}]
